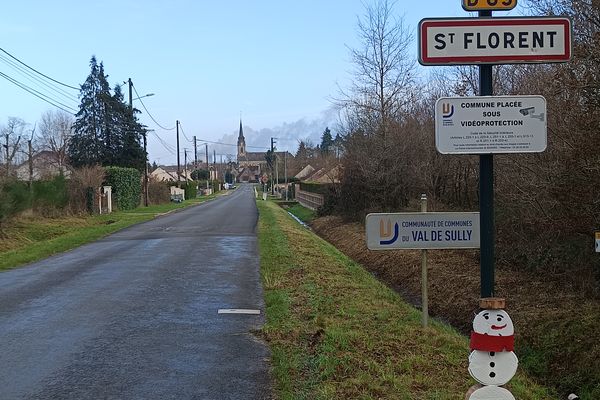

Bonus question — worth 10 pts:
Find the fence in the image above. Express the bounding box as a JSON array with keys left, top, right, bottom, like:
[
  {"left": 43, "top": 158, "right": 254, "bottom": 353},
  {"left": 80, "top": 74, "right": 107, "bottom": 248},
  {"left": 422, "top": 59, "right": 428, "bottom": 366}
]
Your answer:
[{"left": 295, "top": 184, "right": 324, "bottom": 210}]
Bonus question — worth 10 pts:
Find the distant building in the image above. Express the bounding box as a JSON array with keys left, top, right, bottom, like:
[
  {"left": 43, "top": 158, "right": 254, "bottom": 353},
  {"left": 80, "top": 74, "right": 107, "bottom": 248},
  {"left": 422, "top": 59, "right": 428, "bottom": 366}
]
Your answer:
[
  {"left": 236, "top": 119, "right": 293, "bottom": 182},
  {"left": 150, "top": 166, "right": 191, "bottom": 182},
  {"left": 15, "top": 151, "right": 69, "bottom": 181}
]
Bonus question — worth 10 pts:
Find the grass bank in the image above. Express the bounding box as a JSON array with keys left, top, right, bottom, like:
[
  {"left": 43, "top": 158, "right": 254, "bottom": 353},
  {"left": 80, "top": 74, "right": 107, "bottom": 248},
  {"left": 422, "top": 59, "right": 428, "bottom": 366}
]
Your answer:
[
  {"left": 0, "top": 194, "right": 218, "bottom": 271},
  {"left": 256, "top": 200, "right": 556, "bottom": 399}
]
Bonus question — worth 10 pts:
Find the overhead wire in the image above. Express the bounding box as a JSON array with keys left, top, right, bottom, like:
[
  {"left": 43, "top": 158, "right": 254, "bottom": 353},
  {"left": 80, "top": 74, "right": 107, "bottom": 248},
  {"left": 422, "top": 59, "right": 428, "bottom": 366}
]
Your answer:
[
  {"left": 0, "top": 71, "right": 77, "bottom": 114},
  {"left": 0, "top": 53, "right": 79, "bottom": 103},
  {"left": 195, "top": 137, "right": 266, "bottom": 150},
  {"left": 178, "top": 122, "right": 192, "bottom": 143},
  {"left": 0, "top": 47, "right": 79, "bottom": 90},
  {"left": 150, "top": 130, "right": 176, "bottom": 155},
  {"left": 131, "top": 83, "right": 176, "bottom": 131}
]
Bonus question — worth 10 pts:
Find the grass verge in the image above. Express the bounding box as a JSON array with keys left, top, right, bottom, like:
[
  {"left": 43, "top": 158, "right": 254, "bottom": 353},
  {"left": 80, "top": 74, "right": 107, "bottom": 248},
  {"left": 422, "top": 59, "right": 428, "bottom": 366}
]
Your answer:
[
  {"left": 284, "top": 203, "right": 316, "bottom": 224},
  {"left": 257, "top": 200, "right": 557, "bottom": 399},
  {"left": 0, "top": 194, "right": 218, "bottom": 271}
]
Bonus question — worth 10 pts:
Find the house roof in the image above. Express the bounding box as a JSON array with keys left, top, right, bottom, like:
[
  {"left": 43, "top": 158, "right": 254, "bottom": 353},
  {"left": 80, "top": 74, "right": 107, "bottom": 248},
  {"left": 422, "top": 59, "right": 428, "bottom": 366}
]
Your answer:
[{"left": 295, "top": 164, "right": 315, "bottom": 180}]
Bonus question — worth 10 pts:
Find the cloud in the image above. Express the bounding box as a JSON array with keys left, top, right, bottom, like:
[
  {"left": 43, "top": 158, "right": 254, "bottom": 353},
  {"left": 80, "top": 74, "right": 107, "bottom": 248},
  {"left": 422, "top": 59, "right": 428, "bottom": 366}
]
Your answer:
[{"left": 212, "top": 107, "right": 339, "bottom": 157}]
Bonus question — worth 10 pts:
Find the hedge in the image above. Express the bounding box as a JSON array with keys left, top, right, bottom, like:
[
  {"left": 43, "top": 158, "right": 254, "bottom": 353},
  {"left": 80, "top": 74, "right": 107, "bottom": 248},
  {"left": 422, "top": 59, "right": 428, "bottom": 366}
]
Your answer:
[{"left": 104, "top": 166, "right": 141, "bottom": 210}]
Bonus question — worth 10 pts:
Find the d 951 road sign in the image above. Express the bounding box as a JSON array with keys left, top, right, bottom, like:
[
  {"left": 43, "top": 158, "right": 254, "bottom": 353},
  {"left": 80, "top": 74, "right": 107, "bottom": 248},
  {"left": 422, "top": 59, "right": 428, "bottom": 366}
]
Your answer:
[
  {"left": 366, "top": 212, "right": 480, "bottom": 250},
  {"left": 435, "top": 95, "right": 547, "bottom": 154},
  {"left": 418, "top": 17, "right": 572, "bottom": 65},
  {"left": 463, "top": 0, "right": 517, "bottom": 11}
]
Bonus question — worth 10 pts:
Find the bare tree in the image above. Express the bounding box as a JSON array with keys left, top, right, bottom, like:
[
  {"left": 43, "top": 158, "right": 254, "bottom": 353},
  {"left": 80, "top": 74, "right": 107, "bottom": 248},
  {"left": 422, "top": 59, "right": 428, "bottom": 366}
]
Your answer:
[
  {"left": 1, "top": 117, "right": 26, "bottom": 178},
  {"left": 337, "top": 0, "right": 414, "bottom": 138},
  {"left": 38, "top": 110, "right": 73, "bottom": 175}
]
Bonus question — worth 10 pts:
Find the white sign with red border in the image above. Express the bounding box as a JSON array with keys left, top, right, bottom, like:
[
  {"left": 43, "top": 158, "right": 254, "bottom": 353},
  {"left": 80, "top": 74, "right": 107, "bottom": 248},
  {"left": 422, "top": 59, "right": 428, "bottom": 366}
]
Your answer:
[{"left": 418, "top": 17, "right": 572, "bottom": 65}]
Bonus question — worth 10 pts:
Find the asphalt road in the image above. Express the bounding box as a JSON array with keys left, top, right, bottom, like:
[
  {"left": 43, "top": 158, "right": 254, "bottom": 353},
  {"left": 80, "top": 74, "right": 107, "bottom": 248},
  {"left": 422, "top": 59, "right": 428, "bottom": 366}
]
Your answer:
[{"left": 0, "top": 184, "right": 272, "bottom": 400}]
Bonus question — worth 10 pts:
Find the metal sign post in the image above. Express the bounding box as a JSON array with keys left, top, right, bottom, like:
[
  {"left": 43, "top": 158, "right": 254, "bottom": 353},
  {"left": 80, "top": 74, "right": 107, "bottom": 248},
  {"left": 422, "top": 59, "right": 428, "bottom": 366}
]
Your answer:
[
  {"left": 479, "top": 9, "right": 495, "bottom": 299},
  {"left": 420, "top": 194, "right": 429, "bottom": 327}
]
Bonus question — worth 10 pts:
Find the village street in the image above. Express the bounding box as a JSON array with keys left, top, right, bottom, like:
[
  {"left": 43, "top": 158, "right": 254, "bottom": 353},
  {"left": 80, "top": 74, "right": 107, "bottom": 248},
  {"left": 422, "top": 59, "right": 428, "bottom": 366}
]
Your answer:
[{"left": 0, "top": 184, "right": 271, "bottom": 399}]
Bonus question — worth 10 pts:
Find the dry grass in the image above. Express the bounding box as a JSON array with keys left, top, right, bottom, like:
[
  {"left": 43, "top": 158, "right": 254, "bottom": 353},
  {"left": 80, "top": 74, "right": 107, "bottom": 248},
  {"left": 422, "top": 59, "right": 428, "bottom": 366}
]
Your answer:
[
  {"left": 311, "top": 216, "right": 600, "bottom": 399},
  {"left": 258, "top": 201, "right": 555, "bottom": 399}
]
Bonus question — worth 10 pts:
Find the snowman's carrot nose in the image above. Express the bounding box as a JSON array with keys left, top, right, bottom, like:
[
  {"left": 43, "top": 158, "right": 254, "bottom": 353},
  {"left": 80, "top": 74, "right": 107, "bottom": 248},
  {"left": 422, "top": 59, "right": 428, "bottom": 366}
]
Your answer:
[{"left": 491, "top": 324, "right": 507, "bottom": 330}]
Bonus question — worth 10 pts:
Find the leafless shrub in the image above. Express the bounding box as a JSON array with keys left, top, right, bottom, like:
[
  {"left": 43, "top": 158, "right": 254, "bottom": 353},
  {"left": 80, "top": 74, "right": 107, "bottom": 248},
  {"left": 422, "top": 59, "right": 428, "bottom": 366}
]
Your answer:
[{"left": 67, "top": 165, "right": 105, "bottom": 214}]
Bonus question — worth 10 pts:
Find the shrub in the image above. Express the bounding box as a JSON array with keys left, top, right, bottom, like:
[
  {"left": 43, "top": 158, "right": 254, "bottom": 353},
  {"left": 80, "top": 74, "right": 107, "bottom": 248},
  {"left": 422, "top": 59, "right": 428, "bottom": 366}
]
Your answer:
[
  {"left": 104, "top": 166, "right": 141, "bottom": 211},
  {"left": 0, "top": 180, "right": 31, "bottom": 228},
  {"left": 184, "top": 181, "right": 197, "bottom": 200},
  {"left": 147, "top": 178, "right": 170, "bottom": 205},
  {"left": 32, "top": 174, "right": 68, "bottom": 215},
  {"left": 68, "top": 166, "right": 105, "bottom": 214}
]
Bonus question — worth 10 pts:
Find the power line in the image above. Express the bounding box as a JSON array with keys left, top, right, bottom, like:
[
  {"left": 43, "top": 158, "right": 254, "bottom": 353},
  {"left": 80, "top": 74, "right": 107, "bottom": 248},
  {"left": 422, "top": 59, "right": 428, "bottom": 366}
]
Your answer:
[
  {"left": 178, "top": 122, "right": 193, "bottom": 143},
  {"left": 195, "top": 137, "right": 266, "bottom": 150},
  {"left": 149, "top": 130, "right": 176, "bottom": 155},
  {"left": 0, "top": 53, "right": 79, "bottom": 103},
  {"left": 131, "top": 83, "right": 176, "bottom": 131},
  {"left": 0, "top": 47, "right": 79, "bottom": 90},
  {"left": 0, "top": 71, "right": 77, "bottom": 114}
]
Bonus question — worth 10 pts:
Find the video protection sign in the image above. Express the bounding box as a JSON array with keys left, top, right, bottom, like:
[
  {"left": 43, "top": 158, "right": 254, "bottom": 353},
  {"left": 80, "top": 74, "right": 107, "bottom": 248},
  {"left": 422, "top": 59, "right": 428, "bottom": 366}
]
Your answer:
[
  {"left": 435, "top": 95, "right": 547, "bottom": 154},
  {"left": 418, "top": 17, "right": 572, "bottom": 65}
]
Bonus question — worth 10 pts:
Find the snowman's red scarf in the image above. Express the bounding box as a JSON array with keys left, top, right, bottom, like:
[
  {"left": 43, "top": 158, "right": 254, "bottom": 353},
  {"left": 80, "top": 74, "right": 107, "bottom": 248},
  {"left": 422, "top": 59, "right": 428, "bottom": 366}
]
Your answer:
[{"left": 470, "top": 332, "right": 515, "bottom": 352}]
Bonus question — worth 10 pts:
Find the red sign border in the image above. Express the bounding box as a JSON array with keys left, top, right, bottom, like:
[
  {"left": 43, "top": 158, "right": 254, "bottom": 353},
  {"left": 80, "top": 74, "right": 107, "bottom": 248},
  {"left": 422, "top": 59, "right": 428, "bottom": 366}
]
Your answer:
[{"left": 418, "top": 17, "right": 572, "bottom": 65}]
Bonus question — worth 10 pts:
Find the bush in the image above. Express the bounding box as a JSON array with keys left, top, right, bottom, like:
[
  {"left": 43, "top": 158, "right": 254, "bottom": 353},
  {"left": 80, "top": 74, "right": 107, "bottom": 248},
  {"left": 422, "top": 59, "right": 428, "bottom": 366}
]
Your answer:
[
  {"left": 68, "top": 166, "right": 106, "bottom": 214},
  {"left": 104, "top": 166, "right": 141, "bottom": 211},
  {"left": 147, "top": 178, "right": 170, "bottom": 205},
  {"left": 184, "top": 181, "right": 197, "bottom": 200},
  {"left": 32, "top": 174, "right": 68, "bottom": 215},
  {"left": 0, "top": 180, "right": 31, "bottom": 228}
]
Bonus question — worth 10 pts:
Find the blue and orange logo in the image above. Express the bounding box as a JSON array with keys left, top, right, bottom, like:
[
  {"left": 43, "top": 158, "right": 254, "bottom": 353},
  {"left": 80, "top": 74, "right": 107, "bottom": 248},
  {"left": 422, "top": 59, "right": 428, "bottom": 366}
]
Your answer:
[
  {"left": 379, "top": 219, "right": 399, "bottom": 245},
  {"left": 441, "top": 103, "right": 454, "bottom": 127}
]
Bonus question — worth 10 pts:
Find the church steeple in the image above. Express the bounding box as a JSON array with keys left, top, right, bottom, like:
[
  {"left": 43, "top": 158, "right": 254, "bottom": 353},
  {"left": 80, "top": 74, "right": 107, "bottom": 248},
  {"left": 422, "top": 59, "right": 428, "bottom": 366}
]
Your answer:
[{"left": 237, "top": 118, "right": 246, "bottom": 158}]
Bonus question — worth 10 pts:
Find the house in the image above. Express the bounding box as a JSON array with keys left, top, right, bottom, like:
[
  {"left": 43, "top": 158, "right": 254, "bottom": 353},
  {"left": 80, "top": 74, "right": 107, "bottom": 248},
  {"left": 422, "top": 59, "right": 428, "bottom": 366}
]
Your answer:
[
  {"left": 294, "top": 164, "right": 315, "bottom": 180},
  {"left": 305, "top": 165, "right": 341, "bottom": 183},
  {"left": 15, "top": 151, "right": 69, "bottom": 181},
  {"left": 150, "top": 166, "right": 192, "bottom": 182}
]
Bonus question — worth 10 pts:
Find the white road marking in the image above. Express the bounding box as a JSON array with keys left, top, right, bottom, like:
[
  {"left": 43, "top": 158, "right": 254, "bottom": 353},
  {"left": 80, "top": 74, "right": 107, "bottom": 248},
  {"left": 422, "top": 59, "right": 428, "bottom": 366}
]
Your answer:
[{"left": 218, "top": 309, "right": 261, "bottom": 315}]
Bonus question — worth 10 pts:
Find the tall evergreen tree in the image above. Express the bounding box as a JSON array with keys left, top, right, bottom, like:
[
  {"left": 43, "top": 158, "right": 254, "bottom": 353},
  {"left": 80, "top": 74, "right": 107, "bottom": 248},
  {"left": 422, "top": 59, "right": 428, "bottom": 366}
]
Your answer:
[
  {"left": 69, "top": 56, "right": 107, "bottom": 167},
  {"left": 69, "top": 56, "right": 145, "bottom": 170},
  {"left": 320, "top": 127, "right": 333, "bottom": 154}
]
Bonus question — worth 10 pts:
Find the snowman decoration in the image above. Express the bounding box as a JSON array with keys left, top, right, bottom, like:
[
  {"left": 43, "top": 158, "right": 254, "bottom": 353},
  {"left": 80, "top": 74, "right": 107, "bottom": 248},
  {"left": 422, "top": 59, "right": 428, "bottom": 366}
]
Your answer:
[{"left": 466, "top": 300, "right": 518, "bottom": 400}]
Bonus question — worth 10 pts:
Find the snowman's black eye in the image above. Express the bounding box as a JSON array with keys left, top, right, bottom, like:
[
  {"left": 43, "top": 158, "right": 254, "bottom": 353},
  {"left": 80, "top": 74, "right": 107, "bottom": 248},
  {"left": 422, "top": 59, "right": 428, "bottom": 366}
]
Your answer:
[
  {"left": 497, "top": 317, "right": 502, "bottom": 322},
  {"left": 484, "top": 315, "right": 489, "bottom": 320}
]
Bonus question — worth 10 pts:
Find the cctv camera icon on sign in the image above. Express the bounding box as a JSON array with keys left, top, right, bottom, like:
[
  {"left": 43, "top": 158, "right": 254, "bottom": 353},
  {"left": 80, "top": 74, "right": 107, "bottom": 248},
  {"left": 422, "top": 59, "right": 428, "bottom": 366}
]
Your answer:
[{"left": 519, "top": 107, "right": 535, "bottom": 116}]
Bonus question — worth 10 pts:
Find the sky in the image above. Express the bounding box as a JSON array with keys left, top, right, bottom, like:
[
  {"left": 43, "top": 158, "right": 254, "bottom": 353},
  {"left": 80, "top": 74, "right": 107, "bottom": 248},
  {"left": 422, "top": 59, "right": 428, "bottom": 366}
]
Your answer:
[{"left": 0, "top": 1, "right": 526, "bottom": 165}]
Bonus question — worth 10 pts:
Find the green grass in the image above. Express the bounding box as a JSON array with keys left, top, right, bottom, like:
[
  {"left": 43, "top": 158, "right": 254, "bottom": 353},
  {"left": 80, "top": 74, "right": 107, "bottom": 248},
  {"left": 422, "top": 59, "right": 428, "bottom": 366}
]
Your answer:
[
  {"left": 257, "top": 200, "right": 557, "bottom": 399},
  {"left": 0, "top": 194, "right": 219, "bottom": 271},
  {"left": 285, "top": 203, "right": 316, "bottom": 223}
]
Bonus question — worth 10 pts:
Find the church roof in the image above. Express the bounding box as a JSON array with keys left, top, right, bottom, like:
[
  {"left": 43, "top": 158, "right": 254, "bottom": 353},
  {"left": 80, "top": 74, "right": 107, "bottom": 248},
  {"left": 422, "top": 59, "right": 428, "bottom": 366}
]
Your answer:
[{"left": 237, "top": 119, "right": 244, "bottom": 145}]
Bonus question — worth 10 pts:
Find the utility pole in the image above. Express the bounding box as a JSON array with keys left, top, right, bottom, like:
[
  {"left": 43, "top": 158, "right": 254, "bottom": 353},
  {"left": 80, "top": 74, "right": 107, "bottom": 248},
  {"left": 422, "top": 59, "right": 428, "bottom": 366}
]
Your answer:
[
  {"left": 176, "top": 120, "right": 181, "bottom": 182},
  {"left": 205, "top": 143, "right": 209, "bottom": 190},
  {"left": 284, "top": 151, "right": 288, "bottom": 201},
  {"left": 128, "top": 78, "right": 149, "bottom": 206},
  {"left": 128, "top": 78, "right": 133, "bottom": 109},
  {"left": 143, "top": 129, "right": 149, "bottom": 206},
  {"left": 213, "top": 149, "right": 216, "bottom": 181},
  {"left": 27, "top": 138, "right": 34, "bottom": 190},
  {"left": 270, "top": 137, "right": 276, "bottom": 194},
  {"left": 184, "top": 149, "right": 189, "bottom": 182},
  {"left": 194, "top": 136, "right": 198, "bottom": 169}
]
